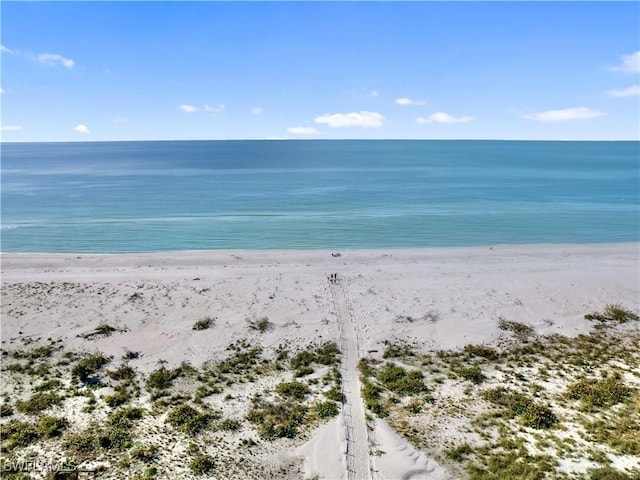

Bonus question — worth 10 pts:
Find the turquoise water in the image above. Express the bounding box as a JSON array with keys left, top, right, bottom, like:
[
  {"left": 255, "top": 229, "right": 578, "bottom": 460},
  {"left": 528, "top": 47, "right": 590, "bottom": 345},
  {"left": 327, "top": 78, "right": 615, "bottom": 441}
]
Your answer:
[{"left": 1, "top": 140, "right": 638, "bottom": 253}]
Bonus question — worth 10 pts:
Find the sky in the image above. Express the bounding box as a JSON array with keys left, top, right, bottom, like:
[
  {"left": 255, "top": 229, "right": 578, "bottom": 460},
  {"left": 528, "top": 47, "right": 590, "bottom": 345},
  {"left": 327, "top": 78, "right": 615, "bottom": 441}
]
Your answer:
[{"left": 1, "top": 1, "right": 639, "bottom": 142}]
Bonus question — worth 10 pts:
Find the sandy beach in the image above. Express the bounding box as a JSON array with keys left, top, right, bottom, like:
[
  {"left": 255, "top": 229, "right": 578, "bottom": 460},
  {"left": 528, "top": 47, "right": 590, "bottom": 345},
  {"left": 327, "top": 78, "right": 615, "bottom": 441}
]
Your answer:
[{"left": 1, "top": 243, "right": 639, "bottom": 479}]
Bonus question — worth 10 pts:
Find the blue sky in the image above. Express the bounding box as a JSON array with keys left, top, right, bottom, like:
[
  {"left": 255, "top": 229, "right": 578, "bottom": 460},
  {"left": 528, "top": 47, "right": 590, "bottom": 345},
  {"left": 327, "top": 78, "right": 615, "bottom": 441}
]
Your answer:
[{"left": 1, "top": 1, "right": 639, "bottom": 141}]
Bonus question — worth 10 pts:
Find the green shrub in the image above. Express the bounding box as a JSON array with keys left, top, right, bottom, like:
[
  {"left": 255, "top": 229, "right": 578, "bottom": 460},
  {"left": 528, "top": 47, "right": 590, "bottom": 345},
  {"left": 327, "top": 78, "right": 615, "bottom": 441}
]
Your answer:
[
  {"left": 483, "top": 387, "right": 557, "bottom": 428},
  {"left": 108, "top": 364, "right": 136, "bottom": 381},
  {"left": 521, "top": 402, "right": 558, "bottom": 429},
  {"left": 315, "top": 401, "right": 339, "bottom": 418},
  {"left": 146, "top": 367, "right": 180, "bottom": 391},
  {"left": 189, "top": 455, "right": 216, "bottom": 475},
  {"left": 108, "top": 406, "right": 145, "bottom": 428},
  {"left": 446, "top": 443, "right": 473, "bottom": 461},
  {"left": 290, "top": 351, "right": 316, "bottom": 369},
  {"left": 104, "top": 389, "right": 132, "bottom": 408},
  {"left": 63, "top": 430, "right": 98, "bottom": 455},
  {"left": 1, "top": 404, "right": 14, "bottom": 417},
  {"left": 2, "top": 420, "right": 39, "bottom": 449},
  {"left": 38, "top": 415, "right": 69, "bottom": 438},
  {"left": 217, "top": 418, "right": 241, "bottom": 431},
  {"left": 324, "top": 386, "right": 345, "bottom": 403},
  {"left": 16, "top": 391, "right": 62, "bottom": 415},
  {"left": 72, "top": 353, "right": 111, "bottom": 382},
  {"left": 566, "top": 377, "right": 632, "bottom": 408},
  {"left": 130, "top": 443, "right": 159, "bottom": 462},
  {"left": 382, "top": 341, "right": 415, "bottom": 359},
  {"left": 166, "top": 404, "right": 212, "bottom": 435},
  {"left": 294, "top": 366, "right": 315, "bottom": 377},
  {"left": 275, "top": 381, "right": 310, "bottom": 400},
  {"left": 377, "top": 363, "right": 428, "bottom": 395},
  {"left": 457, "top": 365, "right": 486, "bottom": 384},
  {"left": 588, "top": 466, "right": 638, "bottom": 480}
]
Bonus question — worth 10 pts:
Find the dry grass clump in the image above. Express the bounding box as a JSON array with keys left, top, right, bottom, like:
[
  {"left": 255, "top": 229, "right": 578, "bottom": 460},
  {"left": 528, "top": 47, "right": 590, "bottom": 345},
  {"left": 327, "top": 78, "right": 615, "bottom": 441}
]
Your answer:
[
  {"left": 463, "top": 344, "right": 498, "bottom": 360},
  {"left": 497, "top": 317, "right": 535, "bottom": 341},
  {"left": 247, "top": 316, "right": 271, "bottom": 332},
  {"left": 585, "top": 304, "right": 639, "bottom": 324},
  {"left": 79, "top": 323, "right": 120, "bottom": 339},
  {"left": 192, "top": 317, "right": 214, "bottom": 331},
  {"left": 482, "top": 387, "right": 557, "bottom": 429}
]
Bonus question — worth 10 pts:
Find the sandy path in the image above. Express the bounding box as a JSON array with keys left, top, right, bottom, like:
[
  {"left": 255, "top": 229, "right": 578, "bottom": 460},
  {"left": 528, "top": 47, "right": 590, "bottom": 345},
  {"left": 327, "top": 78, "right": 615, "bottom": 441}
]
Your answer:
[{"left": 332, "top": 278, "right": 372, "bottom": 480}]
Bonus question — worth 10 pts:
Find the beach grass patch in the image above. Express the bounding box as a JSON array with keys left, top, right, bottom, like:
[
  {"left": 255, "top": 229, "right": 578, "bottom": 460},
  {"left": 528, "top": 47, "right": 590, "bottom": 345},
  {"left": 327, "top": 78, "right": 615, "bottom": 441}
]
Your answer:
[
  {"left": 456, "top": 365, "right": 487, "bottom": 384},
  {"left": 498, "top": 318, "right": 535, "bottom": 341},
  {"left": 166, "top": 404, "right": 214, "bottom": 435},
  {"left": 2, "top": 420, "right": 40, "bottom": 449},
  {"left": 16, "top": 391, "right": 62, "bottom": 415},
  {"left": 382, "top": 341, "right": 416, "bottom": 359},
  {"left": 38, "top": 415, "right": 69, "bottom": 438},
  {"left": 146, "top": 366, "right": 181, "bottom": 391},
  {"left": 247, "top": 400, "right": 308, "bottom": 440},
  {"left": 464, "top": 344, "right": 498, "bottom": 360},
  {"left": 314, "top": 401, "right": 339, "bottom": 418},
  {"left": 377, "top": 363, "right": 428, "bottom": 396},
  {"left": 446, "top": 442, "right": 473, "bottom": 461},
  {"left": 566, "top": 376, "right": 632, "bottom": 409}
]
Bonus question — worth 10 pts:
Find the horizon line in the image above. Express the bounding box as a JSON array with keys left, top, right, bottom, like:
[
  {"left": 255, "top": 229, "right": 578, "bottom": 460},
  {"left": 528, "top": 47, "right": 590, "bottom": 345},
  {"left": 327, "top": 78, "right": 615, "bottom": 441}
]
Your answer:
[{"left": 2, "top": 138, "right": 639, "bottom": 144}]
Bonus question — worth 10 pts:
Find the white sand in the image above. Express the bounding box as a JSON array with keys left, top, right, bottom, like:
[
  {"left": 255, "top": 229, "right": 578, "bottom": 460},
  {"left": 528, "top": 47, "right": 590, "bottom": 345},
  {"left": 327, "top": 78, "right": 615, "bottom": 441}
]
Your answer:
[{"left": 2, "top": 243, "right": 639, "bottom": 479}]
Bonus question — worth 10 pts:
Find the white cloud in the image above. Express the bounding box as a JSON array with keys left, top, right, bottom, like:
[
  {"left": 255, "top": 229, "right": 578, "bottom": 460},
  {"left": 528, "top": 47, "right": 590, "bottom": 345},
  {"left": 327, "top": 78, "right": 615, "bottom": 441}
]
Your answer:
[
  {"left": 416, "top": 112, "right": 476, "bottom": 124},
  {"left": 314, "top": 111, "right": 384, "bottom": 128},
  {"left": 522, "top": 107, "right": 605, "bottom": 122},
  {"left": 287, "top": 127, "right": 321, "bottom": 135},
  {"left": 203, "top": 104, "right": 225, "bottom": 113},
  {"left": 0, "top": 87, "right": 4, "bottom": 94},
  {"left": 395, "top": 97, "right": 426, "bottom": 106},
  {"left": 1, "top": 45, "right": 16, "bottom": 54},
  {"left": 607, "top": 85, "right": 640, "bottom": 97},
  {"left": 611, "top": 51, "right": 640, "bottom": 74},
  {"left": 179, "top": 104, "right": 198, "bottom": 113},
  {"left": 251, "top": 107, "right": 264, "bottom": 115},
  {"left": 72, "top": 124, "right": 90, "bottom": 134},
  {"left": 38, "top": 53, "right": 74, "bottom": 68},
  {"left": 1, "top": 125, "right": 23, "bottom": 131},
  {"left": 371, "top": 90, "right": 379, "bottom": 97}
]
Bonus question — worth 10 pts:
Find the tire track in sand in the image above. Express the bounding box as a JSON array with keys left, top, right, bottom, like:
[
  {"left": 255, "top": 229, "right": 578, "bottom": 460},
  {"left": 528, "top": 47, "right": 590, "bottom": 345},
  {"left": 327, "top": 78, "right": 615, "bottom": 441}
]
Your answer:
[{"left": 331, "top": 279, "right": 372, "bottom": 480}]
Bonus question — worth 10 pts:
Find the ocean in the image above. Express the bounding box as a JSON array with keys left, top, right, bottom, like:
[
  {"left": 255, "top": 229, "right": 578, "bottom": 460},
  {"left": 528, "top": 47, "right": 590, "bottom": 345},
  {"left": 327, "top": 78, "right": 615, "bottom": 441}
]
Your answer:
[{"left": 1, "top": 140, "right": 638, "bottom": 253}]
